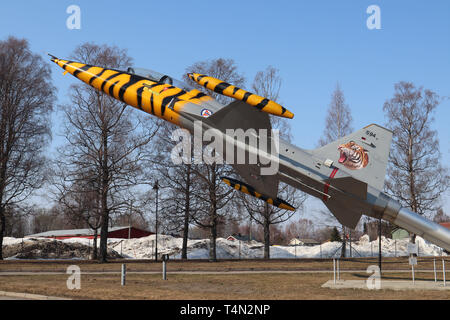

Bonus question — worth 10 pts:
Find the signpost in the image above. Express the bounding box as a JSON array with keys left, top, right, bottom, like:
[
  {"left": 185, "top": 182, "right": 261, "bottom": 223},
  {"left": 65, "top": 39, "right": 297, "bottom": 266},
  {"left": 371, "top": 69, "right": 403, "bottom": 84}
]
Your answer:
[
  {"left": 378, "top": 217, "right": 382, "bottom": 273},
  {"left": 407, "top": 243, "right": 418, "bottom": 256},
  {"left": 434, "top": 259, "right": 437, "bottom": 283},
  {"left": 407, "top": 243, "right": 418, "bottom": 285},
  {"left": 409, "top": 256, "right": 417, "bottom": 284},
  {"left": 153, "top": 180, "right": 159, "bottom": 261},
  {"left": 162, "top": 254, "right": 169, "bottom": 280}
]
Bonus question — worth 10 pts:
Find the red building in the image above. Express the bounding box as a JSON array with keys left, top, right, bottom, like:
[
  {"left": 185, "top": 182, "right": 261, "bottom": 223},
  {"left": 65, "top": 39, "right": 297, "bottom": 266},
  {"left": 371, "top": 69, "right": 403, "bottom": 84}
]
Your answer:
[
  {"left": 440, "top": 222, "right": 450, "bottom": 230},
  {"left": 26, "top": 226, "right": 153, "bottom": 240}
]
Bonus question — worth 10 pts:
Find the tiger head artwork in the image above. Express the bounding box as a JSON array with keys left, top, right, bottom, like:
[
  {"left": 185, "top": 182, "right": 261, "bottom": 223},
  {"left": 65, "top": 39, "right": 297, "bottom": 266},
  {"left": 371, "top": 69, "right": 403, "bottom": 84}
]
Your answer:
[{"left": 337, "top": 141, "right": 369, "bottom": 170}]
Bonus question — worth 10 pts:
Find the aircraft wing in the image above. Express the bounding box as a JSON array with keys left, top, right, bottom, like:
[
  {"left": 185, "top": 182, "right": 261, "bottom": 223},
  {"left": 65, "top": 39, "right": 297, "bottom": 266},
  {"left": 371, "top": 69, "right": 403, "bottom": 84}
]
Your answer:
[{"left": 206, "top": 100, "right": 279, "bottom": 198}]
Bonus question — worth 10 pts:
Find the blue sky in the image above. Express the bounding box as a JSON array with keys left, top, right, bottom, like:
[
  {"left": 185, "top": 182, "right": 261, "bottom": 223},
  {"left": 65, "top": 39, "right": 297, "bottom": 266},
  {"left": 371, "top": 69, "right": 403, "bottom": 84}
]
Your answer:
[{"left": 1, "top": 0, "right": 449, "bottom": 219}]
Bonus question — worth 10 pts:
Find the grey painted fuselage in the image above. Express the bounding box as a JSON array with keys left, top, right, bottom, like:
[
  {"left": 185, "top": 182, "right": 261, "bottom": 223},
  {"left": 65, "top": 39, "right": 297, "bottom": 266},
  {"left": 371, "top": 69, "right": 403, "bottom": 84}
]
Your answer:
[{"left": 176, "top": 103, "right": 450, "bottom": 252}]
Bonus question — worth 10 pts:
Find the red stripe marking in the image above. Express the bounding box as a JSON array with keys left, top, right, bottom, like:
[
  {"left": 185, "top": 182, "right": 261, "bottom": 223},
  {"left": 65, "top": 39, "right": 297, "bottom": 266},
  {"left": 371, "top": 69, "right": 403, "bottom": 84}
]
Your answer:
[{"left": 323, "top": 168, "right": 338, "bottom": 201}]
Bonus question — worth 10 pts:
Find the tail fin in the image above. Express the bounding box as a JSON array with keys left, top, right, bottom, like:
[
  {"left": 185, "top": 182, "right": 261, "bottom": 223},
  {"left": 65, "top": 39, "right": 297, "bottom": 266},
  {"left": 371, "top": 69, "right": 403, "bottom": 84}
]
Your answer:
[{"left": 312, "top": 124, "right": 393, "bottom": 191}]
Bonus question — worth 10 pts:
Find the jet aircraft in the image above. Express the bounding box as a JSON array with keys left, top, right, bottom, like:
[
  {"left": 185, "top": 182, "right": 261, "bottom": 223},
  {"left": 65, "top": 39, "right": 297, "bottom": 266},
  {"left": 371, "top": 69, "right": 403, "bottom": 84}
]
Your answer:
[{"left": 49, "top": 55, "right": 450, "bottom": 252}]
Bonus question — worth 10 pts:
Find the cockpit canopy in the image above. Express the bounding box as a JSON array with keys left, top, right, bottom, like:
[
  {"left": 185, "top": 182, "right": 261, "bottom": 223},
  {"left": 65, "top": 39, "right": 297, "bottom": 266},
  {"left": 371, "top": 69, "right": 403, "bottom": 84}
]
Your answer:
[{"left": 127, "top": 67, "right": 195, "bottom": 92}]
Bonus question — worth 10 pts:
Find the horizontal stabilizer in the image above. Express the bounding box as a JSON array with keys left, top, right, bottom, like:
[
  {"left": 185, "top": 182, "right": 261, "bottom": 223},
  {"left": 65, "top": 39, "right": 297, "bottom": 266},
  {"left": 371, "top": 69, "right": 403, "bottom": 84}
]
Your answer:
[
  {"left": 330, "top": 177, "right": 367, "bottom": 200},
  {"left": 323, "top": 196, "right": 364, "bottom": 229}
]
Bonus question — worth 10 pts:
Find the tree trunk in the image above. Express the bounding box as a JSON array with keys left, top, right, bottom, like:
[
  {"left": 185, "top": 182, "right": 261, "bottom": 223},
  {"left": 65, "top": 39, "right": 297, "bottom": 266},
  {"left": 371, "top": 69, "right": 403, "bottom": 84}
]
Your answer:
[
  {"left": 341, "top": 226, "right": 347, "bottom": 258},
  {"left": 209, "top": 215, "right": 217, "bottom": 262},
  {"left": 99, "top": 209, "right": 109, "bottom": 262},
  {"left": 99, "top": 129, "right": 109, "bottom": 263},
  {"left": 209, "top": 165, "right": 217, "bottom": 262},
  {"left": 263, "top": 204, "right": 270, "bottom": 259},
  {"left": 0, "top": 167, "right": 6, "bottom": 260},
  {"left": 407, "top": 135, "right": 418, "bottom": 255},
  {"left": 182, "top": 207, "right": 190, "bottom": 260},
  {"left": 0, "top": 151, "right": 7, "bottom": 260},
  {"left": 92, "top": 228, "right": 98, "bottom": 260},
  {"left": 263, "top": 216, "right": 270, "bottom": 259},
  {"left": 181, "top": 164, "right": 191, "bottom": 260},
  {"left": 0, "top": 207, "right": 5, "bottom": 260}
]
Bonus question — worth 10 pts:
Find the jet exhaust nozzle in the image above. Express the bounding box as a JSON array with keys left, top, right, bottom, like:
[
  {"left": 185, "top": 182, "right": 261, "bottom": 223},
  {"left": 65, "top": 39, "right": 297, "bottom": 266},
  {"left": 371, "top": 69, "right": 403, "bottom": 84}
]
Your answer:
[
  {"left": 393, "top": 207, "right": 450, "bottom": 252},
  {"left": 373, "top": 193, "right": 450, "bottom": 252}
]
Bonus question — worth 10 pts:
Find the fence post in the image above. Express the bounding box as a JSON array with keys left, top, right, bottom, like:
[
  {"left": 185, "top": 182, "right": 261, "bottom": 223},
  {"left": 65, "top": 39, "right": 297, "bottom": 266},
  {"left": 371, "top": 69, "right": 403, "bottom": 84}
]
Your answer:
[
  {"left": 121, "top": 264, "right": 126, "bottom": 286},
  {"left": 239, "top": 240, "right": 241, "bottom": 260},
  {"left": 350, "top": 238, "right": 352, "bottom": 258},
  {"left": 337, "top": 259, "right": 340, "bottom": 281},
  {"left": 433, "top": 258, "right": 437, "bottom": 283},
  {"left": 443, "top": 259, "right": 446, "bottom": 287},
  {"left": 163, "top": 260, "right": 167, "bottom": 280},
  {"left": 333, "top": 259, "right": 336, "bottom": 284}
]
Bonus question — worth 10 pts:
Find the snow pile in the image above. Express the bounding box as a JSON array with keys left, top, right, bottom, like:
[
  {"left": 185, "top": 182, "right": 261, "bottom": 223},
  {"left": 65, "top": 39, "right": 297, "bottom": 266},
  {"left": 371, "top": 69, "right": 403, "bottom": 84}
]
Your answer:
[
  {"left": 105, "top": 234, "right": 447, "bottom": 259},
  {"left": 344, "top": 236, "right": 445, "bottom": 258},
  {"left": 104, "top": 235, "right": 266, "bottom": 259},
  {"left": 269, "top": 236, "right": 445, "bottom": 258},
  {"left": 3, "top": 237, "right": 121, "bottom": 260},
  {"left": 103, "top": 235, "right": 445, "bottom": 259},
  {"left": 2, "top": 234, "right": 447, "bottom": 260},
  {"left": 3, "top": 237, "right": 29, "bottom": 246}
]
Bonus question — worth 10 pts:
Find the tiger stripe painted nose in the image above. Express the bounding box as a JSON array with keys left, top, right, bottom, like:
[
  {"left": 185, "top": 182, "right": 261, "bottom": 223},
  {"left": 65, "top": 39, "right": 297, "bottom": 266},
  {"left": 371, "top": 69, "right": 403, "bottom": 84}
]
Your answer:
[{"left": 50, "top": 57, "right": 216, "bottom": 126}]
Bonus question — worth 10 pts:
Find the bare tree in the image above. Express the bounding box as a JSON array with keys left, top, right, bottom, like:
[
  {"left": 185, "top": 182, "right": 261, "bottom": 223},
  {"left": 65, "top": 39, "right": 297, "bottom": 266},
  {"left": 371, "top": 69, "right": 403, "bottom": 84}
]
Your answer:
[
  {"left": 184, "top": 58, "right": 245, "bottom": 261},
  {"left": 383, "top": 81, "right": 449, "bottom": 244},
  {"left": 285, "top": 218, "right": 316, "bottom": 241},
  {"left": 57, "top": 173, "right": 103, "bottom": 259},
  {"left": 184, "top": 58, "right": 245, "bottom": 105},
  {"left": 189, "top": 159, "right": 236, "bottom": 261},
  {"left": 3, "top": 206, "right": 29, "bottom": 238},
  {"left": 252, "top": 66, "right": 292, "bottom": 141},
  {"left": 149, "top": 122, "right": 202, "bottom": 259},
  {"left": 362, "top": 217, "right": 393, "bottom": 241},
  {"left": 233, "top": 66, "right": 306, "bottom": 258},
  {"left": 239, "top": 182, "right": 305, "bottom": 258},
  {"left": 29, "top": 206, "right": 72, "bottom": 234},
  {"left": 318, "top": 82, "right": 353, "bottom": 146},
  {"left": 0, "top": 37, "right": 55, "bottom": 259},
  {"left": 54, "top": 43, "right": 158, "bottom": 262},
  {"left": 318, "top": 82, "right": 353, "bottom": 257},
  {"left": 433, "top": 208, "right": 450, "bottom": 224}
]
